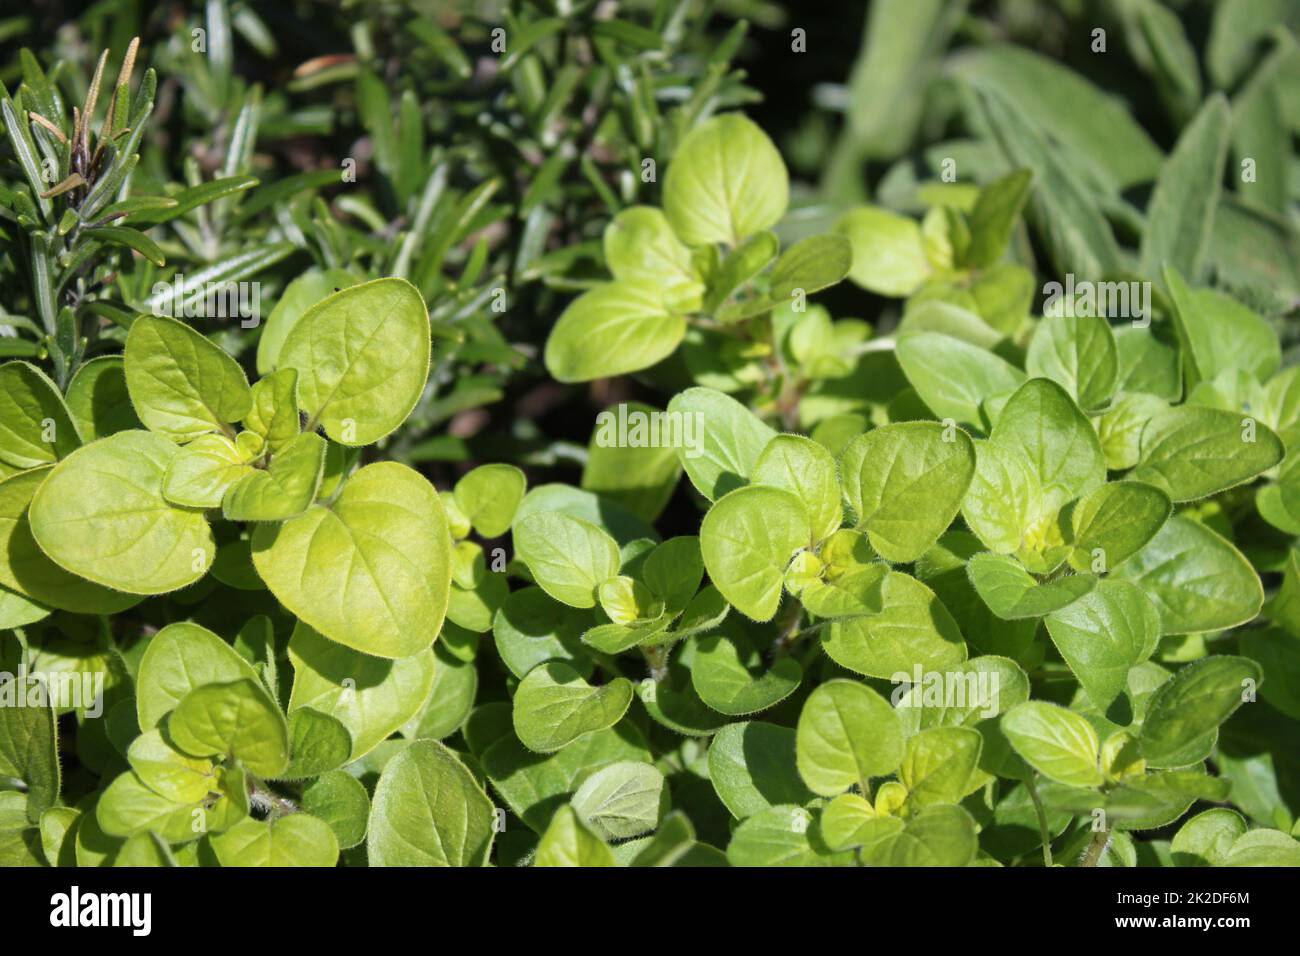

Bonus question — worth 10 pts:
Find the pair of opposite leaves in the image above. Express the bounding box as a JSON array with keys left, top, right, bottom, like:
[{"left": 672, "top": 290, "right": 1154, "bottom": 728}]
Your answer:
[
  {"left": 18, "top": 278, "right": 452, "bottom": 659},
  {"left": 546, "top": 114, "right": 856, "bottom": 383}
]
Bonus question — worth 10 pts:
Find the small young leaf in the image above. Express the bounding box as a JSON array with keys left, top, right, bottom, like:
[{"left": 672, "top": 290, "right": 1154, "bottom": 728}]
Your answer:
[
  {"left": 968, "top": 552, "right": 1095, "bottom": 620},
  {"left": 242, "top": 367, "right": 300, "bottom": 452},
  {"left": 168, "top": 678, "right": 289, "bottom": 777},
  {"left": 136, "top": 622, "right": 262, "bottom": 730},
  {"left": 1066, "top": 480, "right": 1172, "bottom": 572},
  {"left": 454, "top": 463, "right": 526, "bottom": 538},
  {"left": 223, "top": 432, "right": 326, "bottom": 521},
  {"left": 162, "top": 433, "right": 251, "bottom": 508}
]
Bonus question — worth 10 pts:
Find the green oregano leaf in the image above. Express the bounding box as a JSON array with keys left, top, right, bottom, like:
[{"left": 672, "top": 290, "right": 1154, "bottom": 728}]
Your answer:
[
  {"left": 123, "top": 314, "right": 252, "bottom": 442},
  {"left": 252, "top": 462, "right": 452, "bottom": 658},
  {"left": 278, "top": 277, "right": 431, "bottom": 446},
  {"left": 29, "top": 430, "right": 215, "bottom": 595},
  {"left": 512, "top": 662, "right": 634, "bottom": 754},
  {"left": 367, "top": 738, "right": 495, "bottom": 866}
]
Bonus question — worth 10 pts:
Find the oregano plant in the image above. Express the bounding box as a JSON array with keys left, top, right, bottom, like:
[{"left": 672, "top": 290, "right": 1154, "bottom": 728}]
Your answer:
[{"left": 1, "top": 0, "right": 1299, "bottom": 875}]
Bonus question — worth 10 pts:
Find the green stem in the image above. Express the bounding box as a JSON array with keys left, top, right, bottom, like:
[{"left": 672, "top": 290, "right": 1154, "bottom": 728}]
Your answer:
[{"left": 1026, "top": 776, "right": 1053, "bottom": 868}]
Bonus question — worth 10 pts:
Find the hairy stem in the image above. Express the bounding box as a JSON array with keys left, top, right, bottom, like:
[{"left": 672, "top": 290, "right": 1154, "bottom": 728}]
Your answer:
[
  {"left": 641, "top": 643, "right": 670, "bottom": 682},
  {"left": 249, "top": 782, "right": 299, "bottom": 818},
  {"left": 1081, "top": 824, "right": 1111, "bottom": 867}
]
